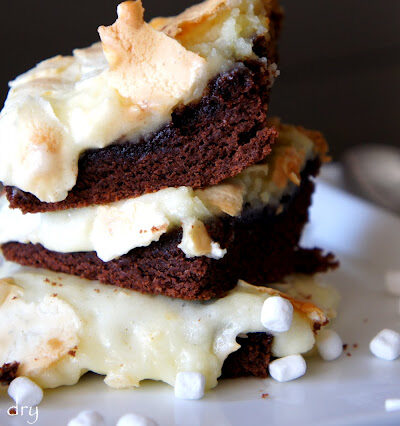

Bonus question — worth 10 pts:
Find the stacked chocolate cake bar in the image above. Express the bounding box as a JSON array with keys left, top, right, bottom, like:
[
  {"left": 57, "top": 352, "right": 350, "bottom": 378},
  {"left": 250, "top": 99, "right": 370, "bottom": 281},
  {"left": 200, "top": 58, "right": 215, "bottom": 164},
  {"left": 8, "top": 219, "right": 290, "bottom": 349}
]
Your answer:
[{"left": 0, "top": 0, "right": 338, "bottom": 395}]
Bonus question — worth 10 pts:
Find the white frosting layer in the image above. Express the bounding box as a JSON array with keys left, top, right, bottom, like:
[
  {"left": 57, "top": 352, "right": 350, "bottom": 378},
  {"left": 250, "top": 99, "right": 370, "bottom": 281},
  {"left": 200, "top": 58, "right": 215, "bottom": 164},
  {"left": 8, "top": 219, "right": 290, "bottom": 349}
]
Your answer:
[
  {"left": 0, "top": 0, "right": 272, "bottom": 203},
  {"left": 0, "top": 261, "right": 337, "bottom": 390},
  {"left": 0, "top": 187, "right": 221, "bottom": 261},
  {"left": 0, "top": 125, "right": 315, "bottom": 260}
]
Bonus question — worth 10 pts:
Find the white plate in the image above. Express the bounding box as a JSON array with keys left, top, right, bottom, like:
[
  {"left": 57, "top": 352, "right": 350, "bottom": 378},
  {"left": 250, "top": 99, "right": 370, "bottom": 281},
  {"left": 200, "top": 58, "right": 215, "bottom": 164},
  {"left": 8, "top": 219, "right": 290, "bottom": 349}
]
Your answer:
[{"left": 1, "top": 181, "right": 400, "bottom": 426}]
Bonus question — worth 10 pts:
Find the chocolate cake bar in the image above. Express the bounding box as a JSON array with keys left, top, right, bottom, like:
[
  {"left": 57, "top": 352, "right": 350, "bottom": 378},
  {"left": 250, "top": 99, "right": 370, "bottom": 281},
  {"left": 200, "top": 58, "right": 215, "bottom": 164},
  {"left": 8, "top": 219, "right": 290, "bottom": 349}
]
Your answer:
[
  {"left": 5, "top": 62, "right": 278, "bottom": 213},
  {"left": 0, "top": 0, "right": 282, "bottom": 211},
  {"left": 2, "top": 158, "right": 337, "bottom": 300}
]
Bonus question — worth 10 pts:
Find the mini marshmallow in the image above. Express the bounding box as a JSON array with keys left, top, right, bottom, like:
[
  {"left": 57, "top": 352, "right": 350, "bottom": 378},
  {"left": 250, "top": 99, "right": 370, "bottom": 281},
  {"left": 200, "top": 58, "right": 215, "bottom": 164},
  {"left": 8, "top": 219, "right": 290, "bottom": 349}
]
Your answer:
[
  {"left": 269, "top": 354, "right": 307, "bottom": 382},
  {"left": 67, "top": 410, "right": 105, "bottom": 426},
  {"left": 261, "top": 296, "right": 293, "bottom": 333},
  {"left": 385, "top": 399, "right": 400, "bottom": 412},
  {"left": 369, "top": 329, "right": 400, "bottom": 361},
  {"left": 385, "top": 271, "right": 400, "bottom": 296},
  {"left": 316, "top": 329, "right": 343, "bottom": 361},
  {"left": 116, "top": 413, "right": 158, "bottom": 426},
  {"left": 174, "top": 372, "right": 205, "bottom": 400},
  {"left": 8, "top": 376, "right": 43, "bottom": 407}
]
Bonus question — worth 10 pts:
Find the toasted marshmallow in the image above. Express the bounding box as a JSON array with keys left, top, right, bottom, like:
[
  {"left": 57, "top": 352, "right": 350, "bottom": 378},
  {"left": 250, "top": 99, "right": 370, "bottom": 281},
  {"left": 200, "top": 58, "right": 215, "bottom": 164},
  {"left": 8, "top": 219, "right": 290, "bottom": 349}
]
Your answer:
[
  {"left": 316, "top": 329, "right": 343, "bottom": 361},
  {"left": 178, "top": 218, "right": 226, "bottom": 259},
  {"left": 261, "top": 296, "right": 293, "bottom": 333},
  {"left": 369, "top": 329, "right": 400, "bottom": 361},
  {"left": 8, "top": 377, "right": 43, "bottom": 407},
  {"left": 269, "top": 354, "right": 307, "bottom": 382},
  {"left": 67, "top": 410, "right": 105, "bottom": 426},
  {"left": 174, "top": 372, "right": 205, "bottom": 400},
  {"left": 385, "top": 271, "right": 400, "bottom": 296},
  {"left": 385, "top": 399, "right": 400, "bottom": 412},
  {"left": 116, "top": 413, "right": 158, "bottom": 426}
]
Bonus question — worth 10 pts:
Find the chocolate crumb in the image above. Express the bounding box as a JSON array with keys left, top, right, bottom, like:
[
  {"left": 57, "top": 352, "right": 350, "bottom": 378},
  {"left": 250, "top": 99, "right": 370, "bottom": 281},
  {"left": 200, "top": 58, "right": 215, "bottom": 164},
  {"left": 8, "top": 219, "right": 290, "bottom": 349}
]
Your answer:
[
  {"left": 343, "top": 344, "right": 348, "bottom": 350},
  {"left": 8, "top": 408, "right": 16, "bottom": 415},
  {"left": 261, "top": 393, "right": 269, "bottom": 399},
  {"left": 0, "top": 362, "right": 19, "bottom": 386},
  {"left": 346, "top": 353, "right": 352, "bottom": 357},
  {"left": 353, "top": 344, "right": 358, "bottom": 349},
  {"left": 68, "top": 350, "right": 76, "bottom": 357}
]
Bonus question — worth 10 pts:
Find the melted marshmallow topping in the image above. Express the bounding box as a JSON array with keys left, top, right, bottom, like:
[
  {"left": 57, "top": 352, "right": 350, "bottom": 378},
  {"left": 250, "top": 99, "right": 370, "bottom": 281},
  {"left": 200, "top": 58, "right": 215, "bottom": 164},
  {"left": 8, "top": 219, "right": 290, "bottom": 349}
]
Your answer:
[
  {"left": 0, "top": 261, "right": 337, "bottom": 390},
  {"left": 0, "top": 0, "right": 274, "bottom": 203},
  {"left": 0, "top": 124, "right": 317, "bottom": 260}
]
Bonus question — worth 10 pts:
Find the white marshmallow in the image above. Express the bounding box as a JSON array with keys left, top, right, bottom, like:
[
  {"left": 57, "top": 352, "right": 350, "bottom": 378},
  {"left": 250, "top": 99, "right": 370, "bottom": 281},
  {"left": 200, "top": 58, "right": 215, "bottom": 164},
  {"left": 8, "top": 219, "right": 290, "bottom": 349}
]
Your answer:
[
  {"left": 269, "top": 354, "right": 307, "bottom": 382},
  {"left": 385, "top": 271, "right": 400, "bottom": 296},
  {"left": 8, "top": 376, "right": 43, "bottom": 407},
  {"left": 67, "top": 410, "right": 105, "bottom": 426},
  {"left": 174, "top": 372, "right": 205, "bottom": 400},
  {"left": 369, "top": 329, "right": 400, "bottom": 361},
  {"left": 116, "top": 413, "right": 158, "bottom": 426},
  {"left": 261, "top": 296, "right": 293, "bottom": 333},
  {"left": 316, "top": 329, "right": 343, "bottom": 361},
  {"left": 385, "top": 399, "right": 400, "bottom": 412}
]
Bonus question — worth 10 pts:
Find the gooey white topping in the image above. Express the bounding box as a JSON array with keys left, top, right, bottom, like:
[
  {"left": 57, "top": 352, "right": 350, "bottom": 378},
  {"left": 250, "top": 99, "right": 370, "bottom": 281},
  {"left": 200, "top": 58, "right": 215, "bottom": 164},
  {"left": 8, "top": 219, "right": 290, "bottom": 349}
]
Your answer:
[{"left": 0, "top": 262, "right": 338, "bottom": 391}]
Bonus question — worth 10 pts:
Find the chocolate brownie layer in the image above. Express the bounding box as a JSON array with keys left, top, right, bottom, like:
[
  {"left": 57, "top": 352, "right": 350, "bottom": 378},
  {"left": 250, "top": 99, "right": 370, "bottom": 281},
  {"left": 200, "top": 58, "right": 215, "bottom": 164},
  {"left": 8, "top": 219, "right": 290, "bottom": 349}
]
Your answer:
[
  {"left": 2, "top": 159, "right": 338, "bottom": 300},
  {"left": 6, "top": 60, "right": 278, "bottom": 214},
  {"left": 221, "top": 333, "right": 273, "bottom": 379}
]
